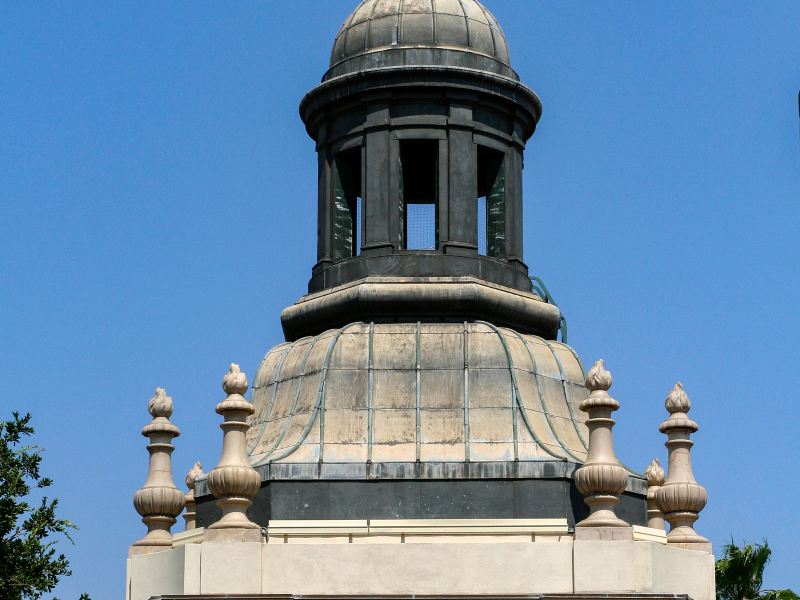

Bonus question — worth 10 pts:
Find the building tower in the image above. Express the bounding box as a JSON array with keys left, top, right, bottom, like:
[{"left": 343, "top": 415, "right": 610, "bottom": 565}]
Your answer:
[
  {"left": 194, "top": 0, "right": 648, "bottom": 527},
  {"left": 126, "top": 2, "right": 715, "bottom": 599}
]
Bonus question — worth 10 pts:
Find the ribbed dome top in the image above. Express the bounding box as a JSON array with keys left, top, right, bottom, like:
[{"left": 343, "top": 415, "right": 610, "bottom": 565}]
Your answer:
[
  {"left": 326, "top": 0, "right": 516, "bottom": 80},
  {"left": 247, "top": 322, "right": 589, "bottom": 468}
]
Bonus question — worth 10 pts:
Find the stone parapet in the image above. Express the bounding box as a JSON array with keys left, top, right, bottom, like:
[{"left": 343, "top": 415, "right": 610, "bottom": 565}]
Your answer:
[{"left": 127, "top": 523, "right": 715, "bottom": 600}]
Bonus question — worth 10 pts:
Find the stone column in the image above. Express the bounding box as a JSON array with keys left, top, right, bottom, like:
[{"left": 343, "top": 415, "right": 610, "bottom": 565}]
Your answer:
[
  {"left": 363, "top": 102, "right": 395, "bottom": 254},
  {"left": 654, "top": 383, "right": 710, "bottom": 551},
  {"left": 445, "top": 102, "right": 478, "bottom": 255},
  {"left": 130, "top": 388, "right": 185, "bottom": 555},
  {"left": 183, "top": 462, "right": 203, "bottom": 531},
  {"left": 574, "top": 360, "right": 630, "bottom": 531},
  {"left": 206, "top": 364, "right": 261, "bottom": 540},
  {"left": 644, "top": 458, "right": 666, "bottom": 531}
]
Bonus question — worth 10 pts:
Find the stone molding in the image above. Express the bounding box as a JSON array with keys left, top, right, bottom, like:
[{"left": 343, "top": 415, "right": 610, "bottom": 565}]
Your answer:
[
  {"left": 265, "top": 518, "right": 569, "bottom": 540},
  {"left": 301, "top": 65, "right": 541, "bottom": 140},
  {"left": 166, "top": 519, "right": 675, "bottom": 547},
  {"left": 154, "top": 596, "right": 689, "bottom": 600},
  {"left": 172, "top": 528, "right": 205, "bottom": 547},
  {"left": 281, "top": 276, "right": 561, "bottom": 341},
  {"left": 632, "top": 525, "right": 668, "bottom": 545},
  {"left": 194, "top": 460, "right": 647, "bottom": 491}
]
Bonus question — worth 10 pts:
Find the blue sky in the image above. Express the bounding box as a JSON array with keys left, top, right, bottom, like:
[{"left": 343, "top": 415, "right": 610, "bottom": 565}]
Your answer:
[{"left": 1, "top": 1, "right": 798, "bottom": 597}]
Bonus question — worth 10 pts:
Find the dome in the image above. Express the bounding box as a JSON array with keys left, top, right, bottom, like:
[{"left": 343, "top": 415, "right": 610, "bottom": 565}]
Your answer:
[
  {"left": 247, "top": 322, "right": 590, "bottom": 468},
  {"left": 326, "top": 0, "right": 517, "bottom": 81}
]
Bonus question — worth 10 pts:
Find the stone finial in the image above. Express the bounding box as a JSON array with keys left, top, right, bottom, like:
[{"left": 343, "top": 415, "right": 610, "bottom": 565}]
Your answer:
[
  {"left": 654, "top": 382, "right": 710, "bottom": 550},
  {"left": 574, "top": 360, "right": 629, "bottom": 528},
  {"left": 148, "top": 386, "right": 174, "bottom": 418},
  {"left": 183, "top": 462, "right": 204, "bottom": 531},
  {"left": 644, "top": 458, "right": 666, "bottom": 531},
  {"left": 207, "top": 364, "right": 261, "bottom": 535},
  {"left": 130, "top": 388, "right": 185, "bottom": 555},
  {"left": 586, "top": 359, "right": 613, "bottom": 391},
  {"left": 644, "top": 457, "right": 665, "bottom": 485},
  {"left": 222, "top": 363, "right": 249, "bottom": 395},
  {"left": 665, "top": 381, "right": 691, "bottom": 413}
]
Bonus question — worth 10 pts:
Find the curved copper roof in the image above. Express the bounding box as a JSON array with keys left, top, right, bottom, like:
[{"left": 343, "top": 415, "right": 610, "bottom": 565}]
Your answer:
[
  {"left": 326, "top": 0, "right": 517, "bottom": 80},
  {"left": 247, "top": 322, "right": 590, "bottom": 468}
]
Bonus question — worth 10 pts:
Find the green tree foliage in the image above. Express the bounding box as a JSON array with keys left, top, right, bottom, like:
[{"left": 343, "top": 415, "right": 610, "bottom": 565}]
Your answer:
[
  {"left": 716, "top": 540, "right": 798, "bottom": 600},
  {"left": 0, "top": 412, "right": 90, "bottom": 600}
]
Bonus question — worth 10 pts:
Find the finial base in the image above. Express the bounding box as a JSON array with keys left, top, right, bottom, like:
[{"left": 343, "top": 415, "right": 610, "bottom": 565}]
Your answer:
[
  {"left": 129, "top": 516, "right": 176, "bottom": 555},
  {"left": 575, "top": 494, "right": 630, "bottom": 528},
  {"left": 665, "top": 512, "right": 710, "bottom": 546},
  {"left": 207, "top": 496, "right": 260, "bottom": 531}
]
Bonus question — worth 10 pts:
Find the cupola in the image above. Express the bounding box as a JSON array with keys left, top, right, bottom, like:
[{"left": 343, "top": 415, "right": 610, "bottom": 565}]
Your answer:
[{"left": 287, "top": 0, "right": 552, "bottom": 341}]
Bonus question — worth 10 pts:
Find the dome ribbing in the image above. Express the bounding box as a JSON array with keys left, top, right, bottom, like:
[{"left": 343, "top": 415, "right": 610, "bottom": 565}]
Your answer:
[
  {"left": 247, "top": 322, "right": 589, "bottom": 468},
  {"left": 325, "top": 0, "right": 517, "bottom": 81}
]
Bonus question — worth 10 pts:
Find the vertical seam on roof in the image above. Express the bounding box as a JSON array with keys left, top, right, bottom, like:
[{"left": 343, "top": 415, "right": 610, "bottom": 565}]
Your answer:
[
  {"left": 430, "top": 0, "right": 438, "bottom": 46},
  {"left": 475, "top": 0, "right": 497, "bottom": 58},
  {"left": 367, "top": 322, "right": 375, "bottom": 462},
  {"left": 318, "top": 323, "right": 360, "bottom": 463},
  {"left": 260, "top": 332, "right": 323, "bottom": 463},
  {"left": 365, "top": 0, "right": 381, "bottom": 53},
  {"left": 262, "top": 323, "right": 358, "bottom": 466},
  {"left": 455, "top": 0, "right": 470, "bottom": 46},
  {"left": 415, "top": 321, "right": 422, "bottom": 462},
  {"left": 507, "top": 329, "right": 580, "bottom": 461},
  {"left": 463, "top": 321, "right": 471, "bottom": 462},
  {"left": 479, "top": 321, "right": 569, "bottom": 461},
  {"left": 542, "top": 338, "right": 589, "bottom": 453},
  {"left": 476, "top": 321, "right": 523, "bottom": 461},
  {"left": 398, "top": 0, "right": 407, "bottom": 46},
  {"left": 340, "top": 2, "right": 361, "bottom": 62},
  {"left": 247, "top": 342, "right": 295, "bottom": 458}
]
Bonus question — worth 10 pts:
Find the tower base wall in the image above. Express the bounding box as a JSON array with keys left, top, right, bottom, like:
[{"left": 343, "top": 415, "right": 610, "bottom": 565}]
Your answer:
[{"left": 127, "top": 521, "right": 714, "bottom": 600}]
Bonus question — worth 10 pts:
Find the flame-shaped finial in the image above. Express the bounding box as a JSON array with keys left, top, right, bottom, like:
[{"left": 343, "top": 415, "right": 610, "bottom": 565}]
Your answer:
[
  {"left": 644, "top": 458, "right": 665, "bottom": 486},
  {"left": 586, "top": 359, "right": 612, "bottom": 392},
  {"left": 148, "top": 387, "right": 173, "bottom": 418},
  {"left": 185, "top": 462, "right": 204, "bottom": 489},
  {"left": 665, "top": 382, "right": 691, "bottom": 414},
  {"left": 222, "top": 363, "right": 248, "bottom": 395}
]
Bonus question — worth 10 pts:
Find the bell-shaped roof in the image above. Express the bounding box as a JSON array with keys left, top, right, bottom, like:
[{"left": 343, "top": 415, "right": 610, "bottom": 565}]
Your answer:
[
  {"left": 325, "top": 0, "right": 517, "bottom": 81},
  {"left": 247, "top": 322, "right": 589, "bottom": 469}
]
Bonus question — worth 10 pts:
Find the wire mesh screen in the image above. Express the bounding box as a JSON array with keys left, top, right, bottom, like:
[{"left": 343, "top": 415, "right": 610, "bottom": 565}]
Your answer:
[
  {"left": 405, "top": 202, "right": 436, "bottom": 250},
  {"left": 477, "top": 196, "right": 487, "bottom": 255}
]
